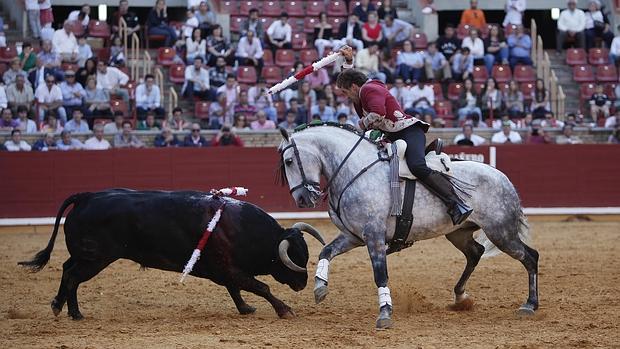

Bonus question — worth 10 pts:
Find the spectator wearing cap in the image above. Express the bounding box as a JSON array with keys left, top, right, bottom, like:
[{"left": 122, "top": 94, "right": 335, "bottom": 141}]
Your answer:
[
  {"left": 506, "top": 25, "right": 532, "bottom": 69},
  {"left": 491, "top": 120, "right": 522, "bottom": 143},
  {"left": 163, "top": 107, "right": 192, "bottom": 131},
  {"left": 183, "top": 123, "right": 208, "bottom": 147},
  {"left": 437, "top": 24, "right": 462, "bottom": 63},
  {"left": 68, "top": 4, "right": 90, "bottom": 28},
  {"left": 114, "top": 121, "right": 144, "bottom": 148},
  {"left": 242, "top": 8, "right": 263, "bottom": 39},
  {"left": 333, "top": 14, "right": 364, "bottom": 53},
  {"left": 147, "top": 0, "right": 178, "bottom": 47},
  {"left": 382, "top": 15, "right": 413, "bottom": 50},
  {"left": 556, "top": 124, "right": 583, "bottom": 144},
  {"left": 557, "top": 0, "right": 586, "bottom": 53},
  {"left": 33, "top": 132, "right": 58, "bottom": 151},
  {"left": 454, "top": 124, "right": 487, "bottom": 146},
  {"left": 60, "top": 70, "right": 85, "bottom": 118},
  {"left": 52, "top": 20, "right": 79, "bottom": 62},
  {"left": 154, "top": 127, "right": 179, "bottom": 147},
  {"left": 0, "top": 108, "right": 19, "bottom": 131},
  {"left": 96, "top": 60, "right": 130, "bottom": 103},
  {"left": 136, "top": 74, "right": 164, "bottom": 119},
  {"left": 104, "top": 113, "right": 124, "bottom": 134},
  {"left": 353, "top": 0, "right": 376, "bottom": 23},
  {"left": 36, "top": 75, "right": 67, "bottom": 124},
  {"left": 452, "top": 47, "right": 474, "bottom": 81},
  {"left": 64, "top": 109, "right": 90, "bottom": 133},
  {"left": 236, "top": 30, "right": 264, "bottom": 75},
  {"left": 266, "top": 12, "right": 292, "bottom": 54},
  {"left": 460, "top": 0, "right": 487, "bottom": 29},
  {"left": 183, "top": 56, "right": 210, "bottom": 99},
  {"left": 503, "top": 0, "right": 526, "bottom": 28},
  {"left": 250, "top": 111, "right": 276, "bottom": 130},
  {"left": 84, "top": 124, "right": 111, "bottom": 150},
  {"left": 4, "top": 129, "right": 32, "bottom": 151},
  {"left": 6, "top": 75, "right": 34, "bottom": 114},
  {"left": 16, "top": 105, "right": 36, "bottom": 133},
  {"left": 211, "top": 125, "right": 244, "bottom": 147},
  {"left": 56, "top": 130, "right": 84, "bottom": 150},
  {"left": 4, "top": 58, "right": 28, "bottom": 86}
]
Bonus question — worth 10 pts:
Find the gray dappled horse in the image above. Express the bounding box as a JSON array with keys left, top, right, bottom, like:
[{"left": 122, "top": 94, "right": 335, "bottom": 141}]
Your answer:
[{"left": 277, "top": 124, "right": 539, "bottom": 329}]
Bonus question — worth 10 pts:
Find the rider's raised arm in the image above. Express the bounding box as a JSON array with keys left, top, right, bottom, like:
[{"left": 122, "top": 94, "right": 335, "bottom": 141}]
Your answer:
[{"left": 339, "top": 45, "right": 354, "bottom": 70}]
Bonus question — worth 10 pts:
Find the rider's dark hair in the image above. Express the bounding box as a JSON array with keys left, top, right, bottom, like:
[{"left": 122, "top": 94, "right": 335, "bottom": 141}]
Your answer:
[{"left": 336, "top": 69, "right": 368, "bottom": 90}]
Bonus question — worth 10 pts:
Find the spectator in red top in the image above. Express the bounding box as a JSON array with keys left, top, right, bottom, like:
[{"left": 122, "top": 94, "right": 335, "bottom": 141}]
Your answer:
[
  {"left": 362, "top": 12, "right": 384, "bottom": 49},
  {"left": 211, "top": 125, "right": 244, "bottom": 146}
]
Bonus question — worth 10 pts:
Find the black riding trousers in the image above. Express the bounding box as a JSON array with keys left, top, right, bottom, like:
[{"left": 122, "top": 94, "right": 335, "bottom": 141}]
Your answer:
[{"left": 385, "top": 124, "right": 432, "bottom": 180}]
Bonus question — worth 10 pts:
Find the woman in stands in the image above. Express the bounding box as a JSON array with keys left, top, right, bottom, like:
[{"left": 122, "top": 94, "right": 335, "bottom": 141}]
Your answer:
[
  {"left": 377, "top": 0, "right": 398, "bottom": 20},
  {"left": 206, "top": 24, "right": 234, "bottom": 66},
  {"left": 480, "top": 77, "right": 504, "bottom": 120},
  {"left": 530, "top": 78, "right": 550, "bottom": 119},
  {"left": 186, "top": 28, "right": 206, "bottom": 64},
  {"left": 147, "top": 0, "right": 178, "bottom": 47},
  {"left": 584, "top": 0, "right": 613, "bottom": 50},
  {"left": 361, "top": 11, "right": 384, "bottom": 48},
  {"left": 457, "top": 78, "right": 482, "bottom": 122},
  {"left": 77, "top": 58, "right": 97, "bottom": 87},
  {"left": 504, "top": 80, "right": 524, "bottom": 118},
  {"left": 314, "top": 12, "right": 334, "bottom": 58},
  {"left": 483, "top": 25, "right": 509, "bottom": 75}
]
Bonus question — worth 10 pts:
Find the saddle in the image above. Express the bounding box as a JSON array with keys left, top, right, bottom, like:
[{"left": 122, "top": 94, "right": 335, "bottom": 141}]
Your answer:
[{"left": 385, "top": 138, "right": 452, "bottom": 179}]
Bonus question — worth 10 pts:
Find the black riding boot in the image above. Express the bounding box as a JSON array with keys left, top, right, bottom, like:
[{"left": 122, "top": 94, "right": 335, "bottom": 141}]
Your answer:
[{"left": 421, "top": 171, "right": 473, "bottom": 225}]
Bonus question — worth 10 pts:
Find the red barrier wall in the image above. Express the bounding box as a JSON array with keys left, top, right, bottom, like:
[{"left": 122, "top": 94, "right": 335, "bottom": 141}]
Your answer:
[{"left": 1, "top": 145, "right": 619, "bottom": 218}]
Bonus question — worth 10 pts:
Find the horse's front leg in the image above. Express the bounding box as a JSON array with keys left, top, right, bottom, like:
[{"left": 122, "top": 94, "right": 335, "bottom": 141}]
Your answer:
[
  {"left": 314, "top": 233, "right": 362, "bottom": 304},
  {"left": 363, "top": 223, "right": 392, "bottom": 329}
]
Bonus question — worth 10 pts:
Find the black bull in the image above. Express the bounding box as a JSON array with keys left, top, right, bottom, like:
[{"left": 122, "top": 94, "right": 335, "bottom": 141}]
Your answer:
[{"left": 19, "top": 189, "right": 325, "bottom": 320}]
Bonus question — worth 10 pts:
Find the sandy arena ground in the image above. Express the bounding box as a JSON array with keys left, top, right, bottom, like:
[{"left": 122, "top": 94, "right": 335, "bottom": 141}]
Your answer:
[{"left": 1, "top": 220, "right": 619, "bottom": 349}]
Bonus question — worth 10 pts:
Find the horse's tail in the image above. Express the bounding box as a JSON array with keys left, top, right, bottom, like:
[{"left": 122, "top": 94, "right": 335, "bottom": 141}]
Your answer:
[{"left": 478, "top": 208, "right": 530, "bottom": 258}]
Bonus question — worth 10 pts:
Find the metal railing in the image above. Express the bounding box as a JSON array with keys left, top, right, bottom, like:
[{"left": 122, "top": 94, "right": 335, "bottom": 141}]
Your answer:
[
  {"left": 531, "top": 18, "right": 566, "bottom": 119},
  {"left": 530, "top": 19, "right": 537, "bottom": 67},
  {"left": 168, "top": 87, "right": 178, "bottom": 118},
  {"left": 557, "top": 85, "right": 566, "bottom": 118},
  {"left": 119, "top": 17, "right": 128, "bottom": 63},
  {"left": 130, "top": 33, "right": 141, "bottom": 81},
  {"left": 154, "top": 68, "right": 164, "bottom": 101},
  {"left": 143, "top": 51, "right": 153, "bottom": 78}
]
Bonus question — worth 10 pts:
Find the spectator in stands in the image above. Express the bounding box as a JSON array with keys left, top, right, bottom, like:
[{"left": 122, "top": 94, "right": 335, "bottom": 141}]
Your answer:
[
  {"left": 16, "top": 105, "right": 36, "bottom": 133},
  {"left": 377, "top": 0, "right": 398, "bottom": 20},
  {"left": 108, "top": 36, "right": 126, "bottom": 67},
  {"left": 76, "top": 37, "right": 93, "bottom": 68},
  {"left": 610, "top": 26, "right": 620, "bottom": 65},
  {"left": 589, "top": 83, "right": 611, "bottom": 120},
  {"left": 484, "top": 25, "right": 509, "bottom": 75},
  {"left": 216, "top": 74, "right": 238, "bottom": 121},
  {"left": 407, "top": 80, "right": 436, "bottom": 117},
  {"left": 181, "top": 56, "right": 210, "bottom": 101},
  {"left": 556, "top": 124, "right": 583, "bottom": 144},
  {"left": 452, "top": 46, "right": 474, "bottom": 81},
  {"left": 305, "top": 68, "right": 330, "bottom": 91},
  {"left": 183, "top": 123, "right": 208, "bottom": 147},
  {"left": 236, "top": 29, "right": 264, "bottom": 75},
  {"left": 96, "top": 60, "right": 129, "bottom": 103},
  {"left": 207, "top": 24, "right": 234, "bottom": 66},
  {"left": 322, "top": 85, "right": 337, "bottom": 109},
  {"left": 424, "top": 42, "right": 451, "bottom": 81},
  {"left": 137, "top": 111, "right": 161, "bottom": 130},
  {"left": 195, "top": 1, "right": 216, "bottom": 34},
  {"left": 248, "top": 79, "right": 277, "bottom": 121},
  {"left": 288, "top": 98, "right": 309, "bottom": 125},
  {"left": 36, "top": 75, "right": 66, "bottom": 123},
  {"left": 310, "top": 97, "right": 335, "bottom": 122},
  {"left": 64, "top": 109, "right": 89, "bottom": 133},
  {"left": 6, "top": 76, "right": 33, "bottom": 114},
  {"left": 285, "top": 80, "right": 316, "bottom": 111},
  {"left": 84, "top": 124, "right": 111, "bottom": 150},
  {"left": 389, "top": 77, "right": 412, "bottom": 108},
  {"left": 250, "top": 110, "right": 276, "bottom": 130},
  {"left": 40, "top": 111, "right": 63, "bottom": 134},
  {"left": 481, "top": 78, "right": 503, "bottom": 120},
  {"left": 314, "top": 12, "right": 334, "bottom": 58},
  {"left": 278, "top": 111, "right": 298, "bottom": 129},
  {"left": 540, "top": 111, "right": 565, "bottom": 128},
  {"left": 33, "top": 132, "right": 58, "bottom": 151},
  {"left": 503, "top": 0, "right": 526, "bottom": 27},
  {"left": 25, "top": 0, "right": 41, "bottom": 40},
  {"left": 506, "top": 24, "right": 532, "bottom": 69},
  {"left": 111, "top": 0, "right": 141, "bottom": 37},
  {"left": 556, "top": 0, "right": 586, "bottom": 54},
  {"left": 28, "top": 57, "right": 54, "bottom": 91},
  {"left": 0, "top": 108, "right": 18, "bottom": 131},
  {"left": 209, "top": 57, "right": 227, "bottom": 92},
  {"left": 462, "top": 28, "right": 484, "bottom": 64},
  {"left": 164, "top": 107, "right": 191, "bottom": 131},
  {"left": 182, "top": 9, "right": 199, "bottom": 40},
  {"left": 37, "top": 40, "right": 62, "bottom": 80},
  {"left": 147, "top": 0, "right": 178, "bottom": 47},
  {"left": 525, "top": 122, "right": 551, "bottom": 144},
  {"left": 233, "top": 90, "right": 257, "bottom": 121},
  {"left": 207, "top": 92, "right": 227, "bottom": 129},
  {"left": 154, "top": 127, "right": 179, "bottom": 147},
  {"left": 186, "top": 28, "right": 206, "bottom": 64},
  {"left": 362, "top": 11, "right": 384, "bottom": 48},
  {"left": 354, "top": 0, "right": 376, "bottom": 23},
  {"left": 4, "top": 58, "right": 28, "bottom": 86},
  {"left": 531, "top": 79, "right": 550, "bottom": 119},
  {"left": 382, "top": 14, "right": 414, "bottom": 51},
  {"left": 19, "top": 42, "right": 37, "bottom": 73},
  {"left": 491, "top": 113, "right": 517, "bottom": 129},
  {"left": 0, "top": 85, "right": 7, "bottom": 111},
  {"left": 103, "top": 113, "right": 124, "bottom": 133},
  {"left": 267, "top": 12, "right": 293, "bottom": 54},
  {"left": 355, "top": 43, "right": 386, "bottom": 82},
  {"left": 211, "top": 125, "right": 244, "bottom": 146},
  {"left": 68, "top": 4, "right": 90, "bottom": 28},
  {"left": 52, "top": 20, "right": 79, "bottom": 62},
  {"left": 333, "top": 14, "right": 364, "bottom": 53},
  {"left": 242, "top": 8, "right": 263, "bottom": 39},
  {"left": 457, "top": 78, "right": 481, "bottom": 121},
  {"left": 437, "top": 24, "right": 461, "bottom": 63},
  {"left": 584, "top": 0, "right": 613, "bottom": 50},
  {"left": 491, "top": 120, "right": 522, "bottom": 143},
  {"left": 114, "top": 121, "right": 144, "bottom": 148},
  {"left": 232, "top": 114, "right": 249, "bottom": 131},
  {"left": 4, "top": 129, "right": 31, "bottom": 151},
  {"left": 454, "top": 124, "right": 487, "bottom": 146},
  {"left": 84, "top": 75, "right": 112, "bottom": 119},
  {"left": 76, "top": 58, "right": 96, "bottom": 87},
  {"left": 39, "top": 0, "right": 53, "bottom": 28},
  {"left": 41, "top": 23, "right": 54, "bottom": 42},
  {"left": 56, "top": 130, "right": 84, "bottom": 150},
  {"left": 136, "top": 74, "right": 164, "bottom": 119},
  {"left": 394, "top": 40, "right": 424, "bottom": 83},
  {"left": 608, "top": 124, "right": 620, "bottom": 143},
  {"left": 460, "top": 0, "right": 487, "bottom": 29},
  {"left": 60, "top": 70, "right": 85, "bottom": 118},
  {"left": 605, "top": 110, "right": 619, "bottom": 128},
  {"left": 504, "top": 80, "right": 524, "bottom": 118}
]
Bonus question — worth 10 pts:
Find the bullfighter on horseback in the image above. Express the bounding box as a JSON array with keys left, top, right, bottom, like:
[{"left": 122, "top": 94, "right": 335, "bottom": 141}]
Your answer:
[{"left": 336, "top": 45, "right": 473, "bottom": 225}]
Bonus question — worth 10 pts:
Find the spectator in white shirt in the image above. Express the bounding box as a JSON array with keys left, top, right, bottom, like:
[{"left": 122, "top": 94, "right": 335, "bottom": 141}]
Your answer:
[
  {"left": 182, "top": 9, "right": 199, "bottom": 39},
  {"left": 52, "top": 20, "right": 79, "bottom": 62},
  {"left": 609, "top": 25, "right": 620, "bottom": 65},
  {"left": 266, "top": 12, "right": 292, "bottom": 53},
  {"left": 355, "top": 43, "right": 387, "bottom": 83},
  {"left": 35, "top": 75, "right": 67, "bottom": 123},
  {"left": 556, "top": 0, "right": 586, "bottom": 53},
  {"left": 136, "top": 74, "right": 164, "bottom": 119},
  {"left": 68, "top": 5, "right": 90, "bottom": 28},
  {"left": 584, "top": 0, "right": 613, "bottom": 50},
  {"left": 182, "top": 56, "right": 210, "bottom": 99},
  {"left": 25, "top": 0, "right": 41, "bottom": 40},
  {"left": 96, "top": 60, "right": 129, "bottom": 103},
  {"left": 235, "top": 30, "right": 264, "bottom": 75},
  {"left": 77, "top": 37, "right": 93, "bottom": 67},
  {"left": 389, "top": 77, "right": 415, "bottom": 110},
  {"left": 0, "top": 84, "right": 7, "bottom": 109},
  {"left": 395, "top": 40, "right": 425, "bottom": 83},
  {"left": 461, "top": 28, "right": 485, "bottom": 62},
  {"left": 503, "top": 0, "right": 526, "bottom": 27},
  {"left": 64, "top": 109, "right": 90, "bottom": 133},
  {"left": 382, "top": 15, "right": 414, "bottom": 50},
  {"left": 454, "top": 124, "right": 487, "bottom": 146},
  {"left": 16, "top": 105, "right": 37, "bottom": 133},
  {"left": 4, "top": 129, "right": 32, "bottom": 151},
  {"left": 407, "top": 80, "right": 436, "bottom": 117},
  {"left": 186, "top": 28, "right": 206, "bottom": 64},
  {"left": 491, "top": 120, "right": 523, "bottom": 143},
  {"left": 56, "top": 130, "right": 84, "bottom": 150},
  {"left": 84, "top": 124, "right": 111, "bottom": 150}
]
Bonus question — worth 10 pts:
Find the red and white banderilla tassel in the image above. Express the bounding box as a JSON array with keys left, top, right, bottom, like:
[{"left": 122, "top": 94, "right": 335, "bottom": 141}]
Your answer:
[
  {"left": 267, "top": 51, "right": 343, "bottom": 95},
  {"left": 179, "top": 187, "right": 248, "bottom": 283}
]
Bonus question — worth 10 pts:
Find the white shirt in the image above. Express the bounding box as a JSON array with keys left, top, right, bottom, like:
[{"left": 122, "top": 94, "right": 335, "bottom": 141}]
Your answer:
[
  {"left": 18, "top": 118, "right": 37, "bottom": 133},
  {"left": 64, "top": 119, "right": 90, "bottom": 133},
  {"left": 558, "top": 8, "right": 586, "bottom": 32},
  {"left": 96, "top": 67, "right": 129, "bottom": 90},
  {"left": 68, "top": 10, "right": 89, "bottom": 27},
  {"left": 503, "top": 0, "right": 526, "bottom": 27},
  {"left": 25, "top": 0, "right": 39, "bottom": 10},
  {"left": 610, "top": 36, "right": 620, "bottom": 55},
  {"left": 461, "top": 37, "right": 484, "bottom": 58},
  {"left": 52, "top": 29, "right": 78, "bottom": 55},
  {"left": 186, "top": 38, "right": 206, "bottom": 58},
  {"left": 389, "top": 86, "right": 415, "bottom": 110},
  {"left": 237, "top": 36, "right": 263, "bottom": 59},
  {"left": 5, "top": 140, "right": 32, "bottom": 151},
  {"left": 454, "top": 133, "right": 486, "bottom": 146},
  {"left": 409, "top": 85, "right": 435, "bottom": 109},
  {"left": 267, "top": 20, "right": 292, "bottom": 42},
  {"left": 584, "top": 10, "right": 604, "bottom": 30},
  {"left": 382, "top": 19, "right": 413, "bottom": 43},
  {"left": 135, "top": 83, "right": 161, "bottom": 109},
  {"left": 84, "top": 137, "right": 111, "bottom": 150},
  {"left": 0, "top": 85, "right": 7, "bottom": 108},
  {"left": 491, "top": 130, "right": 522, "bottom": 143},
  {"left": 35, "top": 84, "right": 63, "bottom": 103},
  {"left": 183, "top": 66, "right": 210, "bottom": 91},
  {"left": 39, "top": 0, "right": 51, "bottom": 10},
  {"left": 183, "top": 16, "right": 199, "bottom": 38}
]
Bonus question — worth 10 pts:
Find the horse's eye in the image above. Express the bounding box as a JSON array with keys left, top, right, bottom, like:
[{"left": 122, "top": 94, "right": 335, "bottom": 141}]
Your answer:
[{"left": 285, "top": 158, "right": 293, "bottom": 166}]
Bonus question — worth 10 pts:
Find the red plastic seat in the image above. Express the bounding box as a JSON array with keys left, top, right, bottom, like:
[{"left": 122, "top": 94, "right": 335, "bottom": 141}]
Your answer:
[
  {"left": 579, "top": 83, "right": 597, "bottom": 100},
  {"left": 435, "top": 100, "right": 454, "bottom": 119},
  {"left": 447, "top": 82, "right": 464, "bottom": 101},
  {"left": 195, "top": 101, "right": 211, "bottom": 119},
  {"left": 0, "top": 46, "right": 17, "bottom": 64},
  {"left": 291, "top": 33, "right": 307, "bottom": 50},
  {"left": 123, "top": 80, "right": 136, "bottom": 100},
  {"left": 300, "top": 48, "right": 319, "bottom": 66},
  {"left": 304, "top": 17, "right": 319, "bottom": 34},
  {"left": 169, "top": 64, "right": 185, "bottom": 84},
  {"left": 457, "top": 23, "right": 473, "bottom": 40},
  {"left": 262, "top": 1, "right": 282, "bottom": 17},
  {"left": 604, "top": 83, "right": 617, "bottom": 100},
  {"left": 263, "top": 50, "right": 274, "bottom": 66},
  {"left": 88, "top": 20, "right": 111, "bottom": 38},
  {"left": 504, "top": 24, "right": 518, "bottom": 37},
  {"left": 573, "top": 65, "right": 595, "bottom": 83},
  {"left": 306, "top": 1, "right": 326, "bottom": 16},
  {"left": 411, "top": 32, "right": 428, "bottom": 50},
  {"left": 521, "top": 82, "right": 535, "bottom": 101},
  {"left": 596, "top": 64, "right": 618, "bottom": 82},
  {"left": 260, "top": 18, "right": 276, "bottom": 33},
  {"left": 497, "top": 82, "right": 511, "bottom": 93},
  {"left": 326, "top": 1, "right": 348, "bottom": 17},
  {"left": 240, "top": 1, "right": 261, "bottom": 14},
  {"left": 157, "top": 47, "right": 176, "bottom": 66},
  {"left": 219, "top": 1, "right": 239, "bottom": 15},
  {"left": 513, "top": 65, "right": 535, "bottom": 83},
  {"left": 472, "top": 66, "right": 488, "bottom": 83},
  {"left": 61, "top": 62, "right": 79, "bottom": 72},
  {"left": 110, "top": 100, "right": 129, "bottom": 116},
  {"left": 262, "top": 66, "right": 283, "bottom": 84},
  {"left": 492, "top": 64, "right": 512, "bottom": 83},
  {"left": 588, "top": 48, "right": 609, "bottom": 65},
  {"left": 284, "top": 1, "right": 305, "bottom": 17},
  {"left": 230, "top": 16, "right": 244, "bottom": 33},
  {"left": 237, "top": 66, "right": 258, "bottom": 84},
  {"left": 328, "top": 18, "right": 346, "bottom": 35},
  {"left": 566, "top": 48, "right": 587, "bottom": 66},
  {"left": 275, "top": 49, "right": 295, "bottom": 68},
  {"left": 145, "top": 25, "right": 166, "bottom": 49},
  {"left": 425, "top": 82, "right": 444, "bottom": 101}
]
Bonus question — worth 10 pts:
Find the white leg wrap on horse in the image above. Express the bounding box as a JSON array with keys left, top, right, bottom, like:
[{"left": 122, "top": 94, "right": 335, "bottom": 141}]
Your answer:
[
  {"left": 455, "top": 292, "right": 469, "bottom": 303},
  {"left": 378, "top": 287, "right": 392, "bottom": 307},
  {"left": 315, "top": 259, "right": 330, "bottom": 282}
]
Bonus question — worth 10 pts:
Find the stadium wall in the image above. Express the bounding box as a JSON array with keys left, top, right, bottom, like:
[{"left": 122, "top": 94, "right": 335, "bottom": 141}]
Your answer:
[{"left": 0, "top": 144, "right": 619, "bottom": 219}]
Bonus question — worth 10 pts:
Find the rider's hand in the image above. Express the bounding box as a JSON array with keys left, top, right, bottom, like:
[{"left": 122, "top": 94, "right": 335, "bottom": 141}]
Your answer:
[
  {"left": 339, "top": 45, "right": 354, "bottom": 64},
  {"left": 358, "top": 119, "right": 366, "bottom": 131}
]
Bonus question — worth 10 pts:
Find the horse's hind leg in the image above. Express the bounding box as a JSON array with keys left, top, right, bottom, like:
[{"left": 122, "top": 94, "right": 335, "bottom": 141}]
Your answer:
[{"left": 446, "top": 226, "right": 485, "bottom": 311}]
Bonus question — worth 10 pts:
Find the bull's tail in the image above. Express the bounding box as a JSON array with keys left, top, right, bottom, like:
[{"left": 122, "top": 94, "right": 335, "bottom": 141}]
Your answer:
[{"left": 18, "top": 193, "right": 87, "bottom": 272}]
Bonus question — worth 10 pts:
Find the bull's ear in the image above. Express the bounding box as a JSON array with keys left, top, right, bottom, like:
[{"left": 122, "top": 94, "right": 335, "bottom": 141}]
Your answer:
[{"left": 278, "top": 127, "right": 290, "bottom": 142}]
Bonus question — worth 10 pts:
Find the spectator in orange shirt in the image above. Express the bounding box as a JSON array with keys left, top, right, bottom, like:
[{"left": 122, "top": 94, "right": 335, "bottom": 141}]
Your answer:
[{"left": 460, "top": 0, "right": 487, "bottom": 29}]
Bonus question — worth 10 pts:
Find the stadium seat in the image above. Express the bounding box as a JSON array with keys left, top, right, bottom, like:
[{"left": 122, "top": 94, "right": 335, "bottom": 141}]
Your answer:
[
  {"left": 145, "top": 25, "right": 166, "bottom": 49},
  {"left": 596, "top": 64, "right": 618, "bottom": 82},
  {"left": 260, "top": 18, "right": 275, "bottom": 33},
  {"left": 328, "top": 17, "right": 346, "bottom": 35},
  {"left": 435, "top": 100, "right": 455, "bottom": 119},
  {"left": 425, "top": 82, "right": 444, "bottom": 101},
  {"left": 284, "top": 1, "right": 305, "bottom": 17},
  {"left": 513, "top": 65, "right": 536, "bottom": 83},
  {"left": 411, "top": 32, "right": 428, "bottom": 50},
  {"left": 88, "top": 20, "right": 111, "bottom": 39},
  {"left": 240, "top": 1, "right": 261, "bottom": 14},
  {"left": 504, "top": 24, "right": 518, "bottom": 36},
  {"left": 275, "top": 49, "right": 295, "bottom": 68},
  {"left": 61, "top": 62, "right": 79, "bottom": 72},
  {"left": 473, "top": 82, "right": 486, "bottom": 94},
  {"left": 604, "top": 83, "right": 617, "bottom": 100},
  {"left": 520, "top": 82, "right": 535, "bottom": 101},
  {"left": 262, "top": 66, "right": 283, "bottom": 84},
  {"left": 262, "top": 1, "right": 282, "bottom": 16},
  {"left": 0, "top": 63, "right": 7, "bottom": 77},
  {"left": 157, "top": 47, "right": 176, "bottom": 66},
  {"left": 566, "top": 48, "right": 587, "bottom": 66},
  {"left": 447, "top": 82, "right": 464, "bottom": 101},
  {"left": 219, "top": 1, "right": 239, "bottom": 15},
  {"left": 237, "top": 66, "right": 258, "bottom": 84},
  {"left": 456, "top": 23, "right": 473, "bottom": 40},
  {"left": 573, "top": 65, "right": 595, "bottom": 83},
  {"left": 497, "top": 81, "right": 510, "bottom": 93},
  {"left": 304, "top": 17, "right": 319, "bottom": 34},
  {"left": 0, "top": 46, "right": 17, "bottom": 64},
  {"left": 327, "top": 1, "right": 348, "bottom": 17},
  {"left": 169, "top": 64, "right": 185, "bottom": 84},
  {"left": 472, "top": 66, "right": 488, "bottom": 83},
  {"left": 300, "top": 48, "right": 319, "bottom": 65},
  {"left": 306, "top": 1, "right": 326, "bottom": 16},
  {"left": 588, "top": 48, "right": 609, "bottom": 65},
  {"left": 492, "top": 65, "right": 512, "bottom": 83},
  {"left": 579, "top": 83, "right": 597, "bottom": 101},
  {"left": 479, "top": 23, "right": 492, "bottom": 38},
  {"left": 110, "top": 100, "right": 129, "bottom": 116},
  {"left": 95, "top": 47, "right": 110, "bottom": 63},
  {"left": 263, "top": 50, "right": 274, "bottom": 66},
  {"left": 195, "top": 101, "right": 211, "bottom": 119},
  {"left": 230, "top": 16, "right": 244, "bottom": 33},
  {"left": 291, "top": 33, "right": 307, "bottom": 49}
]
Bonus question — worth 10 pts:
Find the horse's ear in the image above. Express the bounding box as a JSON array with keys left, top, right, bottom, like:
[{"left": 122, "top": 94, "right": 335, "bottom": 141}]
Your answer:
[{"left": 279, "top": 127, "right": 290, "bottom": 142}]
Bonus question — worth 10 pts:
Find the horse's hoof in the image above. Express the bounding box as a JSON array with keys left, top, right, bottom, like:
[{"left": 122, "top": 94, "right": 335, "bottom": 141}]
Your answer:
[
  {"left": 278, "top": 308, "right": 296, "bottom": 319},
  {"left": 516, "top": 305, "right": 536, "bottom": 317},
  {"left": 314, "top": 285, "right": 328, "bottom": 304},
  {"left": 376, "top": 317, "right": 393, "bottom": 330},
  {"left": 50, "top": 300, "right": 62, "bottom": 316},
  {"left": 69, "top": 312, "right": 84, "bottom": 321},
  {"left": 449, "top": 293, "right": 475, "bottom": 311},
  {"left": 238, "top": 305, "right": 256, "bottom": 315}
]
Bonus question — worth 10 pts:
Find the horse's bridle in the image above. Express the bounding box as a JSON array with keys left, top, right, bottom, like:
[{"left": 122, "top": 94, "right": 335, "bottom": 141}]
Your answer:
[{"left": 280, "top": 139, "right": 322, "bottom": 196}]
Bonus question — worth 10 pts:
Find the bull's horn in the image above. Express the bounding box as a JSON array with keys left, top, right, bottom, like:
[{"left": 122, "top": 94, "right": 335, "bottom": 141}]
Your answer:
[
  {"left": 292, "top": 222, "right": 326, "bottom": 246},
  {"left": 278, "top": 240, "right": 307, "bottom": 273}
]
